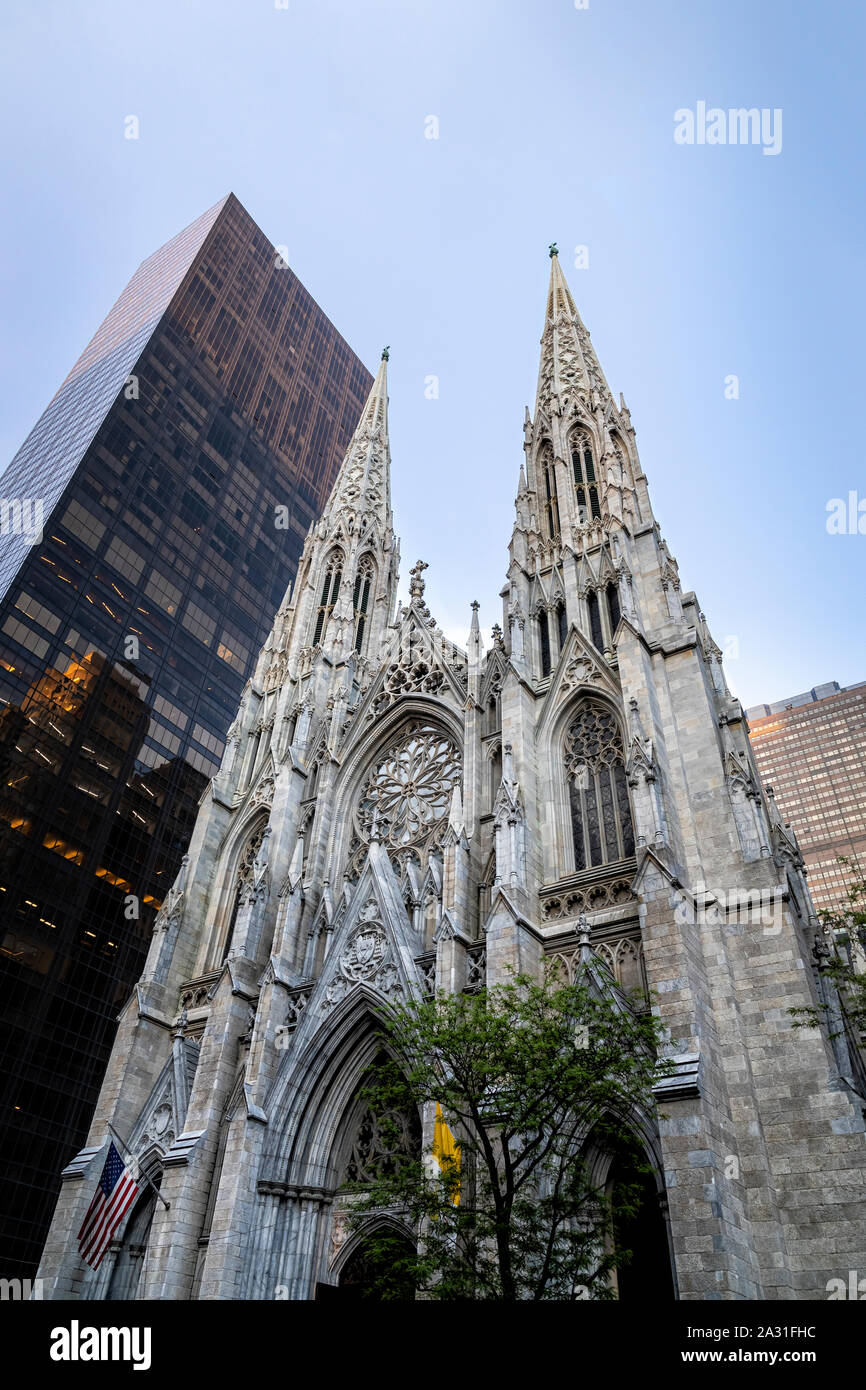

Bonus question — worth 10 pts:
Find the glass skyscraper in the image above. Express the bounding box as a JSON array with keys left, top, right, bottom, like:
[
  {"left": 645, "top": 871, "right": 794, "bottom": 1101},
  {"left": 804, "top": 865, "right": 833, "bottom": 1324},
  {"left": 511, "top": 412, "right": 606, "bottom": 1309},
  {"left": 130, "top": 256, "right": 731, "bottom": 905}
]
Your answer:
[{"left": 0, "top": 193, "right": 372, "bottom": 1278}]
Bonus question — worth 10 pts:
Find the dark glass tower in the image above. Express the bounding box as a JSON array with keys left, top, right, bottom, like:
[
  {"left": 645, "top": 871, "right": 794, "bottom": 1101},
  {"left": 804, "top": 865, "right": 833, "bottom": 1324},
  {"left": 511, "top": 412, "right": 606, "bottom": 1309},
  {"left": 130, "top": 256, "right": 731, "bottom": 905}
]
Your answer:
[{"left": 0, "top": 193, "right": 372, "bottom": 1278}]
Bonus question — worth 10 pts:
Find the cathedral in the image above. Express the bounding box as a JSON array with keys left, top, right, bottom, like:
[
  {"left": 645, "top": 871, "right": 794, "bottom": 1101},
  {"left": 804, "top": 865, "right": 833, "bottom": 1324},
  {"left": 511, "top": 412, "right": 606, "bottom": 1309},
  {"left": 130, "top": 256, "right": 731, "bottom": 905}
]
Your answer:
[{"left": 37, "top": 251, "right": 866, "bottom": 1300}]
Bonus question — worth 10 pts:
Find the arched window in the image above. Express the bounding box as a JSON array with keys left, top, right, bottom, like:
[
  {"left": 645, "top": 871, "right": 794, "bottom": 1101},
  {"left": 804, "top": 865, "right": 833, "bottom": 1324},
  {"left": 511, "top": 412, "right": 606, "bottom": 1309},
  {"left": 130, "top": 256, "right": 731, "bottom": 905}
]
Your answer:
[
  {"left": 564, "top": 702, "right": 635, "bottom": 871},
  {"left": 606, "top": 581, "right": 621, "bottom": 638},
  {"left": 556, "top": 601, "right": 567, "bottom": 652},
  {"left": 313, "top": 551, "right": 343, "bottom": 646},
  {"left": 586, "top": 590, "right": 604, "bottom": 652},
  {"left": 489, "top": 743, "right": 502, "bottom": 812},
  {"left": 539, "top": 610, "right": 552, "bottom": 677},
  {"left": 348, "top": 721, "right": 462, "bottom": 880},
  {"left": 352, "top": 555, "right": 375, "bottom": 653},
  {"left": 571, "top": 431, "right": 601, "bottom": 522},
  {"left": 221, "top": 820, "right": 267, "bottom": 962},
  {"left": 540, "top": 449, "right": 561, "bottom": 539},
  {"left": 486, "top": 698, "right": 496, "bottom": 735},
  {"left": 342, "top": 1054, "right": 422, "bottom": 1189},
  {"left": 485, "top": 683, "right": 501, "bottom": 735}
]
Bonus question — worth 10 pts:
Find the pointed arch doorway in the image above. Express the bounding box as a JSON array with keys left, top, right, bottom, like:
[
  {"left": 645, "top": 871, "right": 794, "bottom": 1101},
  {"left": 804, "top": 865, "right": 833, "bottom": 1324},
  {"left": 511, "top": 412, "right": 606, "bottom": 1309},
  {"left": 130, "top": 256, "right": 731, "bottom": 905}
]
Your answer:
[
  {"left": 314, "top": 1048, "right": 421, "bottom": 1301},
  {"left": 319, "top": 1228, "right": 416, "bottom": 1301},
  {"left": 607, "top": 1146, "right": 676, "bottom": 1301}
]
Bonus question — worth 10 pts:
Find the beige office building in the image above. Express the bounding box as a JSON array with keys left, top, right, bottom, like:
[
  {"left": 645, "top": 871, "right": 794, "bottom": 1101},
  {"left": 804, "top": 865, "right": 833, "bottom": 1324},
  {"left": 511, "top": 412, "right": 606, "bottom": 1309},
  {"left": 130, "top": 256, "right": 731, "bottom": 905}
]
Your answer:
[{"left": 747, "top": 681, "right": 866, "bottom": 914}]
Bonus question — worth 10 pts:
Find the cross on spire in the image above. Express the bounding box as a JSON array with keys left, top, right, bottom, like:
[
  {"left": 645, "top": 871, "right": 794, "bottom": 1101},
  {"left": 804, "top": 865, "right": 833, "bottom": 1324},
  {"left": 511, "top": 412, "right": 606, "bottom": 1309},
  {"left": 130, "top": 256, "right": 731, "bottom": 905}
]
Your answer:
[{"left": 409, "top": 559, "right": 429, "bottom": 599}]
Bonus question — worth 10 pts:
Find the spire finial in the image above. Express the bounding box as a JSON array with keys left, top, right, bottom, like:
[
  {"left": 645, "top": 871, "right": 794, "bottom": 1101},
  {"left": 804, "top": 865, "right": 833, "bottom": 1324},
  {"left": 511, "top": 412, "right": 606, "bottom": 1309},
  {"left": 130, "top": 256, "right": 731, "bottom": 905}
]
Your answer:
[
  {"left": 548, "top": 242, "right": 559, "bottom": 259},
  {"left": 381, "top": 345, "right": 390, "bottom": 361},
  {"left": 409, "top": 559, "right": 428, "bottom": 599}
]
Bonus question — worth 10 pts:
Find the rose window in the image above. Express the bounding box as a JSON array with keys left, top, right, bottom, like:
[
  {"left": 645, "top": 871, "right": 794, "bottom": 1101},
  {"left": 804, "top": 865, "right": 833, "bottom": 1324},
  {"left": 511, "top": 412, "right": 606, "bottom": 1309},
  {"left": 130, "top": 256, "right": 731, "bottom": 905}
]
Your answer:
[{"left": 348, "top": 721, "right": 461, "bottom": 878}]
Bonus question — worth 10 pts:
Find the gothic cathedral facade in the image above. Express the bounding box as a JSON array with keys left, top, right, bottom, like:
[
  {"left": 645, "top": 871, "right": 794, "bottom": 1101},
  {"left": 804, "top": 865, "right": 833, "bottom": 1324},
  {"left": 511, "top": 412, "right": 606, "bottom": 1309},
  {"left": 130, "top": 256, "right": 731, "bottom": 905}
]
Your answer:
[{"left": 38, "top": 253, "right": 866, "bottom": 1300}]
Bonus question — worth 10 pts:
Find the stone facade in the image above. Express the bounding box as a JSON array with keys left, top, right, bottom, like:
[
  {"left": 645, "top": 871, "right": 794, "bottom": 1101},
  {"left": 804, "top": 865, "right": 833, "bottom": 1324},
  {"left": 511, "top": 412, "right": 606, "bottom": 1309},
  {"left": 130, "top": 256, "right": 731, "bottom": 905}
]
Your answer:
[{"left": 36, "top": 255, "right": 866, "bottom": 1300}]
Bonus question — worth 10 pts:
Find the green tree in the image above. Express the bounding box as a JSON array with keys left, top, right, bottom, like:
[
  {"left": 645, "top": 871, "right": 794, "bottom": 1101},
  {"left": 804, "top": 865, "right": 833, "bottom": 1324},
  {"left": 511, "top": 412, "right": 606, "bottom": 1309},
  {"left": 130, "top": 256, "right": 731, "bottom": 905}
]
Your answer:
[
  {"left": 344, "top": 966, "right": 672, "bottom": 1301},
  {"left": 791, "top": 859, "right": 866, "bottom": 1040}
]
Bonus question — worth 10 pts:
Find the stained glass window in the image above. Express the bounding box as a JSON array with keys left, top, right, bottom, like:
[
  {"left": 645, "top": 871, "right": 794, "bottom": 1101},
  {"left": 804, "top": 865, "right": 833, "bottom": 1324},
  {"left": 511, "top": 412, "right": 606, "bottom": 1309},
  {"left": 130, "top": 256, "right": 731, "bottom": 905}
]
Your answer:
[
  {"left": 540, "top": 611, "right": 552, "bottom": 677},
  {"left": 557, "top": 602, "right": 567, "bottom": 651},
  {"left": 313, "top": 550, "right": 343, "bottom": 645},
  {"left": 571, "top": 431, "right": 601, "bottom": 522},
  {"left": 348, "top": 721, "right": 462, "bottom": 879},
  {"left": 607, "top": 581, "right": 621, "bottom": 637},
  {"left": 565, "top": 702, "right": 635, "bottom": 869},
  {"left": 541, "top": 448, "right": 561, "bottom": 539},
  {"left": 587, "top": 590, "right": 604, "bottom": 652},
  {"left": 352, "top": 555, "right": 374, "bottom": 653}
]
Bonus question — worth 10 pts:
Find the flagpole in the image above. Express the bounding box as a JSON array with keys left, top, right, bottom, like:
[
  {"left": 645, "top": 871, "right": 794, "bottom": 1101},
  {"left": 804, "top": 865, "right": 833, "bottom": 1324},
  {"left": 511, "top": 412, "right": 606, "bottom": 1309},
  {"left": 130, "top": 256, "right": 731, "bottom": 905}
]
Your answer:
[{"left": 107, "top": 1122, "right": 170, "bottom": 1210}]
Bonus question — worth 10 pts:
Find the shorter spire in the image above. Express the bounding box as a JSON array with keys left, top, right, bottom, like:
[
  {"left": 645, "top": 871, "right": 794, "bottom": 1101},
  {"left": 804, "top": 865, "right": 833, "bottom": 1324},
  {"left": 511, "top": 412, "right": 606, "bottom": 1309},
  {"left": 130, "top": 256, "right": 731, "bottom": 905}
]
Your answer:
[
  {"left": 467, "top": 600, "right": 483, "bottom": 675},
  {"left": 316, "top": 351, "right": 392, "bottom": 526}
]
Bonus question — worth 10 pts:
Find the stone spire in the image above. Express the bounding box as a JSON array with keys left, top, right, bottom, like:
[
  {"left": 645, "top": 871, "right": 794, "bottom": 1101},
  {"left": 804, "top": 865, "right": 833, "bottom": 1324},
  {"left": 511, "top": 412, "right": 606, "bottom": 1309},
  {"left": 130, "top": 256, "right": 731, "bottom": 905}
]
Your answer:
[
  {"left": 318, "top": 349, "right": 393, "bottom": 538},
  {"left": 510, "top": 249, "right": 645, "bottom": 564},
  {"left": 272, "top": 347, "right": 400, "bottom": 669},
  {"left": 534, "top": 246, "right": 614, "bottom": 421}
]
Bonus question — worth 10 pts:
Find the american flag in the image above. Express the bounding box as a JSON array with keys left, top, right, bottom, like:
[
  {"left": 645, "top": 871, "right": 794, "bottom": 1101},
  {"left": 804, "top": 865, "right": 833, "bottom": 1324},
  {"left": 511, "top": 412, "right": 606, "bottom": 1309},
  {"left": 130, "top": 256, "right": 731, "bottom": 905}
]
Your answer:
[{"left": 77, "top": 1141, "right": 139, "bottom": 1269}]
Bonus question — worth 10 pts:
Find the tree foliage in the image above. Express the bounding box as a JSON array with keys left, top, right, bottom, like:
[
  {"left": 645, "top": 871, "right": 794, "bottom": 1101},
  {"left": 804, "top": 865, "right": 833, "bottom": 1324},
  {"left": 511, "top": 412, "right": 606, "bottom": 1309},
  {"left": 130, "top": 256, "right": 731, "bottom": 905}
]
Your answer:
[
  {"left": 791, "top": 859, "right": 866, "bottom": 1039},
  {"left": 343, "top": 968, "right": 671, "bottom": 1301}
]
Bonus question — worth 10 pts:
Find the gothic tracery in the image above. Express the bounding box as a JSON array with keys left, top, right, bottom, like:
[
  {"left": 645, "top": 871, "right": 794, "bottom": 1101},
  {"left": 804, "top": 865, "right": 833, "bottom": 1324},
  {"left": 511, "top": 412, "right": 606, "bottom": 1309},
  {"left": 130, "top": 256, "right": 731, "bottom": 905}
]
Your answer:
[
  {"left": 347, "top": 720, "right": 461, "bottom": 879},
  {"left": 565, "top": 702, "right": 635, "bottom": 871}
]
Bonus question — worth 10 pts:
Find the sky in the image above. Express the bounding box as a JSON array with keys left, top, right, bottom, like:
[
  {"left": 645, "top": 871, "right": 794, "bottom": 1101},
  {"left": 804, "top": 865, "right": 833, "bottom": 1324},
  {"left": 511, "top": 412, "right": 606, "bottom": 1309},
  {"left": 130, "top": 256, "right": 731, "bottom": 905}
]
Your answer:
[{"left": 1, "top": 0, "right": 864, "bottom": 710}]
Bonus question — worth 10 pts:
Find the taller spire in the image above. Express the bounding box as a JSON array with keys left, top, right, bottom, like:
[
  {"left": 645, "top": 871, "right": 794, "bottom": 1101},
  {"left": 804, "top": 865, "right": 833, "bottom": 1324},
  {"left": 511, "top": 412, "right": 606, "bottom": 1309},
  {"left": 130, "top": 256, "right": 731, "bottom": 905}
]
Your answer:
[
  {"left": 535, "top": 246, "right": 614, "bottom": 421},
  {"left": 278, "top": 347, "right": 399, "bottom": 669}
]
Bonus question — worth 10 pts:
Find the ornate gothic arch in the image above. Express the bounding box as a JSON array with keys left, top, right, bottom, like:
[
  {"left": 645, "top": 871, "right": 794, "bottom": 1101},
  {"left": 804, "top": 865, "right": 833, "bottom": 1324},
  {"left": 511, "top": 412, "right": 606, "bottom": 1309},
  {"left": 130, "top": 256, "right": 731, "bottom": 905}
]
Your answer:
[
  {"left": 243, "top": 992, "right": 413, "bottom": 1298},
  {"left": 543, "top": 693, "right": 636, "bottom": 882},
  {"left": 351, "top": 551, "right": 377, "bottom": 654},
  {"left": 580, "top": 1116, "right": 677, "bottom": 1301},
  {"left": 206, "top": 809, "right": 271, "bottom": 968},
  {"left": 345, "top": 719, "right": 462, "bottom": 882},
  {"left": 608, "top": 429, "right": 635, "bottom": 491},
  {"left": 263, "top": 990, "right": 402, "bottom": 1188},
  {"left": 570, "top": 424, "right": 601, "bottom": 523},
  {"left": 325, "top": 698, "right": 465, "bottom": 889},
  {"left": 564, "top": 700, "right": 635, "bottom": 873},
  {"left": 312, "top": 546, "right": 345, "bottom": 646},
  {"left": 327, "top": 1211, "right": 416, "bottom": 1293}
]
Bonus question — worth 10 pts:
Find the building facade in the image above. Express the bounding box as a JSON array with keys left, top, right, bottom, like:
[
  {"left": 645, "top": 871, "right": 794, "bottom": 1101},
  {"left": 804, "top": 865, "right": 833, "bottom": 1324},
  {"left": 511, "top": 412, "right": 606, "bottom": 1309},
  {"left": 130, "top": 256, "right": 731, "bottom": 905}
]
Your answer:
[
  {"left": 747, "top": 682, "right": 866, "bottom": 914},
  {"left": 37, "top": 252, "right": 866, "bottom": 1300},
  {"left": 0, "top": 194, "right": 372, "bottom": 1278}
]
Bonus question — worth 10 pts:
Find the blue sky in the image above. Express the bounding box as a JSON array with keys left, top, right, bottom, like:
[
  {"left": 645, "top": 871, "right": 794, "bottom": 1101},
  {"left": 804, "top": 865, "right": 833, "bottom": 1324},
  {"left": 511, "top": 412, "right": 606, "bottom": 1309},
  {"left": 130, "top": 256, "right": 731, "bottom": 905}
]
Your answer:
[{"left": 1, "top": 0, "right": 864, "bottom": 708}]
